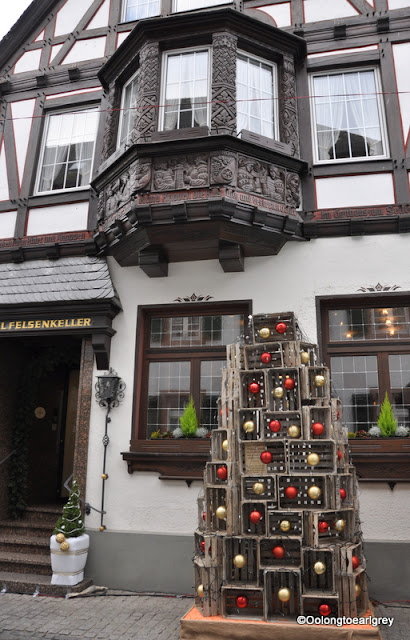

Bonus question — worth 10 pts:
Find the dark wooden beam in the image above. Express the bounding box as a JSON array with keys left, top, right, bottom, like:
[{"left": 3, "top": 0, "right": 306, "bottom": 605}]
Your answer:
[
  {"left": 218, "top": 241, "right": 244, "bottom": 272},
  {"left": 139, "top": 247, "right": 168, "bottom": 278}
]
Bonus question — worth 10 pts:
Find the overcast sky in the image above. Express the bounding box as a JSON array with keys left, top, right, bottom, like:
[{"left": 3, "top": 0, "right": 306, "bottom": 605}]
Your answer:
[{"left": 1, "top": 1, "right": 33, "bottom": 40}]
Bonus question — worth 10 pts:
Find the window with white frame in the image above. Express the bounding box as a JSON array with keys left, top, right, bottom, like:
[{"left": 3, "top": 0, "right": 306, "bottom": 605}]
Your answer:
[
  {"left": 237, "top": 53, "right": 277, "bottom": 139},
  {"left": 122, "top": 0, "right": 160, "bottom": 21},
  {"left": 118, "top": 74, "right": 138, "bottom": 147},
  {"left": 311, "top": 68, "right": 388, "bottom": 163},
  {"left": 173, "top": 0, "right": 229, "bottom": 12},
  {"left": 161, "top": 49, "right": 209, "bottom": 131},
  {"left": 36, "top": 108, "right": 99, "bottom": 194}
]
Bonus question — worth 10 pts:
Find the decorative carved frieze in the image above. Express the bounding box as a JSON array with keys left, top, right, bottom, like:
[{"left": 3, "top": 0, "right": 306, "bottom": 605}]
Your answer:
[
  {"left": 211, "top": 32, "right": 237, "bottom": 136},
  {"left": 133, "top": 43, "right": 160, "bottom": 143},
  {"left": 101, "top": 159, "right": 152, "bottom": 218},
  {"left": 153, "top": 156, "right": 209, "bottom": 192},
  {"left": 101, "top": 85, "right": 121, "bottom": 161},
  {"left": 210, "top": 153, "right": 236, "bottom": 185},
  {"left": 279, "top": 55, "right": 299, "bottom": 158}
]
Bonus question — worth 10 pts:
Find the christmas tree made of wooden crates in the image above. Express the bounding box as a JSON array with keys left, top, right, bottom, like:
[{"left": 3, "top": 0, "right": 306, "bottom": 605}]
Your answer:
[{"left": 194, "top": 312, "right": 369, "bottom": 620}]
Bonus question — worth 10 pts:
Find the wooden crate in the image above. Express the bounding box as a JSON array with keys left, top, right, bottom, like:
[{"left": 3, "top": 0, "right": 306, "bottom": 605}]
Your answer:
[
  {"left": 338, "top": 541, "right": 365, "bottom": 574},
  {"left": 220, "top": 368, "right": 240, "bottom": 428},
  {"left": 267, "top": 508, "right": 303, "bottom": 538},
  {"left": 197, "top": 493, "right": 206, "bottom": 532},
  {"left": 244, "top": 342, "right": 283, "bottom": 370},
  {"left": 301, "top": 594, "right": 341, "bottom": 617},
  {"left": 222, "top": 585, "right": 264, "bottom": 619},
  {"left": 259, "top": 538, "right": 302, "bottom": 569},
  {"left": 223, "top": 537, "right": 258, "bottom": 584},
  {"left": 328, "top": 472, "right": 355, "bottom": 510},
  {"left": 302, "top": 406, "right": 332, "bottom": 440},
  {"left": 205, "top": 461, "right": 238, "bottom": 487},
  {"left": 205, "top": 486, "right": 239, "bottom": 535},
  {"left": 283, "top": 341, "right": 318, "bottom": 367},
  {"left": 304, "top": 509, "right": 355, "bottom": 547},
  {"left": 194, "top": 560, "right": 223, "bottom": 617},
  {"left": 194, "top": 531, "right": 224, "bottom": 568},
  {"left": 302, "top": 547, "right": 336, "bottom": 593},
  {"left": 211, "top": 428, "right": 237, "bottom": 463},
  {"left": 300, "top": 366, "right": 330, "bottom": 403},
  {"left": 242, "top": 475, "right": 276, "bottom": 501},
  {"left": 338, "top": 570, "right": 368, "bottom": 617},
  {"left": 278, "top": 475, "right": 330, "bottom": 511},
  {"left": 241, "top": 502, "right": 267, "bottom": 536},
  {"left": 287, "top": 440, "right": 336, "bottom": 475},
  {"left": 241, "top": 441, "right": 287, "bottom": 475},
  {"left": 264, "top": 569, "right": 302, "bottom": 619},
  {"left": 263, "top": 411, "right": 303, "bottom": 441},
  {"left": 240, "top": 370, "right": 267, "bottom": 409},
  {"left": 252, "top": 312, "right": 300, "bottom": 343},
  {"left": 267, "top": 368, "right": 300, "bottom": 412},
  {"left": 238, "top": 409, "right": 263, "bottom": 442},
  {"left": 226, "top": 342, "right": 245, "bottom": 371}
]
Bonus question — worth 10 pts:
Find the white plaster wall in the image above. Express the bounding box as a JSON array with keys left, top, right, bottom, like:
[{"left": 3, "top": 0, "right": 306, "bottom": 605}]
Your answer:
[
  {"left": 316, "top": 174, "right": 395, "bottom": 209},
  {"left": 254, "top": 3, "right": 292, "bottom": 28},
  {"left": 392, "top": 43, "right": 410, "bottom": 146},
  {"left": 54, "top": 0, "right": 95, "bottom": 36},
  {"left": 10, "top": 100, "right": 36, "bottom": 190},
  {"left": 0, "top": 211, "right": 17, "bottom": 238},
  {"left": 87, "top": 0, "right": 110, "bottom": 29},
  {"left": 26, "top": 202, "right": 89, "bottom": 235},
  {"left": 63, "top": 37, "right": 107, "bottom": 64},
  {"left": 14, "top": 49, "right": 42, "bottom": 74},
  {"left": 85, "top": 234, "right": 410, "bottom": 541},
  {"left": 303, "top": 0, "right": 358, "bottom": 22}
]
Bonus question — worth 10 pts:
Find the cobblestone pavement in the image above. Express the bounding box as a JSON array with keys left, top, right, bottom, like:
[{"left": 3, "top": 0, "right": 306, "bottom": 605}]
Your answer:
[{"left": 0, "top": 592, "right": 408, "bottom": 639}]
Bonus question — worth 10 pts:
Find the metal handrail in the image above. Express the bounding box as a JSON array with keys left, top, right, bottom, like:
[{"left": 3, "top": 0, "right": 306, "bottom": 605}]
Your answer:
[{"left": 63, "top": 474, "right": 106, "bottom": 516}]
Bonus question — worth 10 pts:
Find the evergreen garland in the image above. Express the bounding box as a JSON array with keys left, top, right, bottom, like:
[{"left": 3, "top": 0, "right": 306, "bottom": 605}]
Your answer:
[
  {"left": 377, "top": 391, "right": 398, "bottom": 437},
  {"left": 8, "top": 346, "right": 79, "bottom": 519},
  {"left": 53, "top": 479, "right": 85, "bottom": 538}
]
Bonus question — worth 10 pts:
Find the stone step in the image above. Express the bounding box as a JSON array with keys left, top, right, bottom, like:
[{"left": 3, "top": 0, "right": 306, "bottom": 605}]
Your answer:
[
  {"left": 24, "top": 505, "right": 62, "bottom": 526},
  {"left": 0, "top": 551, "right": 52, "bottom": 576},
  {"left": 0, "top": 570, "right": 93, "bottom": 596},
  {"left": 0, "top": 520, "right": 53, "bottom": 539},
  {"left": 0, "top": 534, "right": 50, "bottom": 555}
]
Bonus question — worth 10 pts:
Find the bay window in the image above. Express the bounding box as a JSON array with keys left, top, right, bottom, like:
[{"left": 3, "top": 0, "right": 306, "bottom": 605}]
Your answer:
[
  {"left": 237, "top": 53, "right": 277, "bottom": 139},
  {"left": 161, "top": 49, "right": 210, "bottom": 131},
  {"left": 118, "top": 73, "right": 138, "bottom": 147},
  {"left": 36, "top": 108, "right": 99, "bottom": 194},
  {"left": 122, "top": 0, "right": 160, "bottom": 21},
  {"left": 310, "top": 68, "right": 388, "bottom": 163},
  {"left": 173, "top": 0, "right": 230, "bottom": 11}
]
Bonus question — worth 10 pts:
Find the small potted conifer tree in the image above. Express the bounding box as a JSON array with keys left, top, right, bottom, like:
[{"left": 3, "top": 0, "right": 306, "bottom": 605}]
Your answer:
[{"left": 50, "top": 479, "right": 90, "bottom": 585}]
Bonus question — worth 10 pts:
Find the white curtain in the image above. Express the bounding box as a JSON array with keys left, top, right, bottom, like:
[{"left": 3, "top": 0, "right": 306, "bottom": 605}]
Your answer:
[{"left": 314, "top": 74, "right": 345, "bottom": 160}]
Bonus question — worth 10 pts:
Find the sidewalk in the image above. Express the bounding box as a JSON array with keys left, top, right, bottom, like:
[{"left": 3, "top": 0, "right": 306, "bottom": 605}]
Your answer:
[{"left": 0, "top": 591, "right": 408, "bottom": 640}]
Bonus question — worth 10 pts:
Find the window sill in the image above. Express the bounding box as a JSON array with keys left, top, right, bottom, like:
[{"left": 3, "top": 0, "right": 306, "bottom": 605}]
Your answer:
[
  {"left": 348, "top": 438, "right": 410, "bottom": 481},
  {"left": 122, "top": 438, "right": 211, "bottom": 480}
]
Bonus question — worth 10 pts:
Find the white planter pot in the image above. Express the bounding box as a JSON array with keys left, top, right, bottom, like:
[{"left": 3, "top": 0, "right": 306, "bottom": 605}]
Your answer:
[{"left": 50, "top": 533, "right": 90, "bottom": 586}]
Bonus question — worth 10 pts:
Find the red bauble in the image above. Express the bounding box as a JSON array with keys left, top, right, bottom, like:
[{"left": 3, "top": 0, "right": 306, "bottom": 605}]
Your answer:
[
  {"left": 236, "top": 596, "right": 248, "bottom": 608},
  {"left": 283, "top": 377, "right": 295, "bottom": 390},
  {"left": 275, "top": 322, "right": 287, "bottom": 334},
  {"left": 284, "top": 486, "right": 298, "bottom": 499},
  {"left": 202, "top": 511, "right": 207, "bottom": 521},
  {"left": 269, "top": 419, "right": 281, "bottom": 433},
  {"left": 311, "top": 422, "right": 325, "bottom": 436},
  {"left": 199, "top": 541, "right": 205, "bottom": 553},
  {"left": 319, "top": 604, "right": 332, "bottom": 617},
  {"left": 261, "top": 352, "right": 272, "bottom": 364},
  {"left": 260, "top": 451, "right": 273, "bottom": 464},
  {"left": 352, "top": 556, "right": 360, "bottom": 570},
  {"left": 249, "top": 382, "right": 260, "bottom": 394},
  {"left": 337, "top": 450, "right": 343, "bottom": 460},
  {"left": 272, "top": 545, "right": 286, "bottom": 559},
  {"left": 249, "top": 510, "right": 262, "bottom": 524},
  {"left": 216, "top": 466, "right": 228, "bottom": 481},
  {"left": 318, "top": 520, "right": 329, "bottom": 533},
  {"left": 340, "top": 488, "right": 347, "bottom": 501}
]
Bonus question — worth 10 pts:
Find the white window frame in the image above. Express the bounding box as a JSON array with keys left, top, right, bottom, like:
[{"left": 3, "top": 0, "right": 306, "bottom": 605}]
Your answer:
[
  {"left": 236, "top": 50, "right": 278, "bottom": 141},
  {"left": 172, "top": 0, "right": 231, "bottom": 13},
  {"left": 35, "top": 106, "right": 99, "bottom": 196},
  {"left": 309, "top": 66, "right": 389, "bottom": 165},
  {"left": 159, "top": 46, "right": 212, "bottom": 132},
  {"left": 121, "top": 0, "right": 160, "bottom": 22},
  {"left": 117, "top": 71, "right": 139, "bottom": 148}
]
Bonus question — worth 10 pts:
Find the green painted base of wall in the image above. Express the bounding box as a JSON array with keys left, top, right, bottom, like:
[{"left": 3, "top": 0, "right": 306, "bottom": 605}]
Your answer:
[{"left": 86, "top": 531, "right": 410, "bottom": 600}]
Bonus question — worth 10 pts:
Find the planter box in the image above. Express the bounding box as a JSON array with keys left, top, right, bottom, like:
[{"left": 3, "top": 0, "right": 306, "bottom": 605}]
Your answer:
[
  {"left": 50, "top": 533, "right": 90, "bottom": 586},
  {"left": 348, "top": 438, "right": 410, "bottom": 481},
  {"left": 122, "top": 438, "right": 211, "bottom": 480}
]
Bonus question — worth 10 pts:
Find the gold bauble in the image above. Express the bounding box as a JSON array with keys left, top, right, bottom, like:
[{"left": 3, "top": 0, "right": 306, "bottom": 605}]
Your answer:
[
  {"left": 243, "top": 420, "right": 255, "bottom": 433},
  {"left": 197, "top": 584, "right": 204, "bottom": 597},
  {"left": 259, "top": 327, "right": 271, "bottom": 339},
  {"left": 300, "top": 351, "right": 310, "bottom": 364},
  {"left": 101, "top": 473, "right": 108, "bottom": 479},
  {"left": 55, "top": 533, "right": 66, "bottom": 544},
  {"left": 306, "top": 452, "right": 320, "bottom": 466},
  {"left": 355, "top": 584, "right": 361, "bottom": 597},
  {"left": 278, "top": 587, "right": 291, "bottom": 602},
  {"left": 334, "top": 519, "right": 345, "bottom": 532},
  {"left": 287, "top": 425, "right": 301, "bottom": 438},
  {"left": 99, "top": 525, "right": 106, "bottom": 532},
  {"left": 307, "top": 485, "right": 321, "bottom": 499},
  {"left": 216, "top": 505, "right": 227, "bottom": 520},
  {"left": 253, "top": 482, "right": 265, "bottom": 495},
  {"left": 222, "top": 439, "right": 228, "bottom": 451},
  {"left": 314, "top": 375, "right": 325, "bottom": 387},
  {"left": 273, "top": 386, "right": 284, "bottom": 399},
  {"left": 313, "top": 561, "right": 326, "bottom": 575},
  {"left": 233, "top": 554, "right": 247, "bottom": 568},
  {"left": 60, "top": 541, "right": 70, "bottom": 552},
  {"left": 280, "top": 520, "right": 291, "bottom": 533}
]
